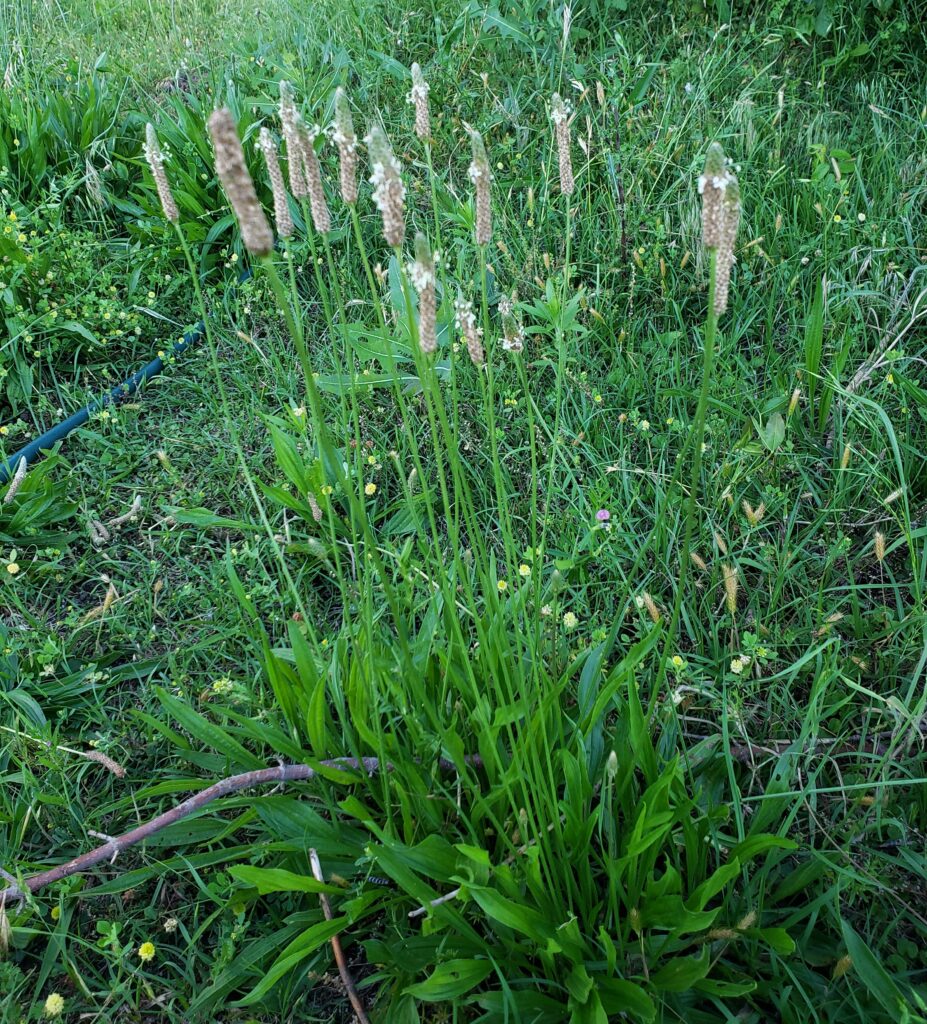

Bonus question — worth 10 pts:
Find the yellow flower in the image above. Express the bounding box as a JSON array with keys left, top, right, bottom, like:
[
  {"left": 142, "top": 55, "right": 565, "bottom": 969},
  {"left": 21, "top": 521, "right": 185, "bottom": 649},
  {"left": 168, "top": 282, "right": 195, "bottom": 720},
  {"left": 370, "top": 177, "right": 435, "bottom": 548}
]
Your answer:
[
  {"left": 563, "top": 611, "right": 578, "bottom": 630},
  {"left": 671, "top": 655, "right": 686, "bottom": 669},
  {"left": 44, "top": 993, "right": 65, "bottom": 1018},
  {"left": 497, "top": 580, "right": 508, "bottom": 591},
  {"left": 833, "top": 214, "right": 842, "bottom": 223},
  {"left": 518, "top": 564, "right": 531, "bottom": 577},
  {"left": 6, "top": 562, "right": 20, "bottom": 575},
  {"left": 321, "top": 484, "right": 333, "bottom": 496},
  {"left": 138, "top": 941, "right": 156, "bottom": 962},
  {"left": 50, "top": 906, "right": 61, "bottom": 920},
  {"left": 364, "top": 482, "right": 377, "bottom": 496}
]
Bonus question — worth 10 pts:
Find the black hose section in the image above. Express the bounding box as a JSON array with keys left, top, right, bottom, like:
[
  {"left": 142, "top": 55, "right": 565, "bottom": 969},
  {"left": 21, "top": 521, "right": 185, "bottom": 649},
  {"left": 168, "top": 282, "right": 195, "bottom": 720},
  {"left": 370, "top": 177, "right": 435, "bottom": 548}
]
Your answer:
[{"left": 0, "top": 270, "right": 251, "bottom": 486}]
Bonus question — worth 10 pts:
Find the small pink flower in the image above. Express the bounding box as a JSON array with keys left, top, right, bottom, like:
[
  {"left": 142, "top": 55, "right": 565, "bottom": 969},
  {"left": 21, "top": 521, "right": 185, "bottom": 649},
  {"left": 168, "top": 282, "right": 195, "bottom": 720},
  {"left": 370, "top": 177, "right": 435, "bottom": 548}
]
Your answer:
[{"left": 596, "top": 509, "right": 610, "bottom": 522}]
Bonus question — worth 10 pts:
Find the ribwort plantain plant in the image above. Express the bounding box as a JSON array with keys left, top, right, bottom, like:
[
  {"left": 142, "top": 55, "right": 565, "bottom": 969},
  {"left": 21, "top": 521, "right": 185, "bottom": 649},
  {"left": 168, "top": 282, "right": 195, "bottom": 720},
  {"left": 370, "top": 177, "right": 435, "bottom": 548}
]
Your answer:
[{"left": 127, "top": 85, "right": 828, "bottom": 1024}]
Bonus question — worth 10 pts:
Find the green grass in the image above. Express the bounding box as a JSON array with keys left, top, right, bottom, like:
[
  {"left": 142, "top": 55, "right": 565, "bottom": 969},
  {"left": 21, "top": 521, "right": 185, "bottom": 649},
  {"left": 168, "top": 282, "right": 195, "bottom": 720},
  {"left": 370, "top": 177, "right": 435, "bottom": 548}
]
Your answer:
[{"left": 1, "top": 1, "right": 926, "bottom": 1021}]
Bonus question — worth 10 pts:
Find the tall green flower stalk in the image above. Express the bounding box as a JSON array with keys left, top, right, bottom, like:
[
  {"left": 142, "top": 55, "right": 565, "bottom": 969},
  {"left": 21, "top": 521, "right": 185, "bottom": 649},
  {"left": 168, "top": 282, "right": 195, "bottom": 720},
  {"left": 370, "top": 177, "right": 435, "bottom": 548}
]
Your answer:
[
  {"left": 144, "top": 121, "right": 322, "bottom": 653},
  {"left": 653, "top": 142, "right": 741, "bottom": 707},
  {"left": 535, "top": 95, "right": 575, "bottom": 620}
]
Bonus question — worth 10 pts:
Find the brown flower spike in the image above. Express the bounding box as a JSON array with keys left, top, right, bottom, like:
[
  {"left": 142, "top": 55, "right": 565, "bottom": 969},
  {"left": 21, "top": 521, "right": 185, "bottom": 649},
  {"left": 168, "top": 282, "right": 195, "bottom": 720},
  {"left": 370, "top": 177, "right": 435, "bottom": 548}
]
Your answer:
[
  {"left": 468, "top": 128, "right": 492, "bottom": 246},
  {"left": 551, "top": 94, "right": 574, "bottom": 196},
  {"left": 455, "top": 297, "right": 484, "bottom": 366},
  {"left": 408, "top": 63, "right": 431, "bottom": 141},
  {"left": 409, "top": 233, "right": 437, "bottom": 355},
  {"left": 279, "top": 81, "right": 308, "bottom": 198},
  {"left": 208, "top": 108, "right": 273, "bottom": 257},
  {"left": 144, "top": 123, "right": 179, "bottom": 223},
  {"left": 299, "top": 122, "right": 332, "bottom": 234},
  {"left": 258, "top": 127, "right": 293, "bottom": 239},
  {"left": 698, "top": 142, "right": 741, "bottom": 314},
  {"left": 332, "top": 87, "right": 358, "bottom": 205},
  {"left": 367, "top": 124, "right": 405, "bottom": 247}
]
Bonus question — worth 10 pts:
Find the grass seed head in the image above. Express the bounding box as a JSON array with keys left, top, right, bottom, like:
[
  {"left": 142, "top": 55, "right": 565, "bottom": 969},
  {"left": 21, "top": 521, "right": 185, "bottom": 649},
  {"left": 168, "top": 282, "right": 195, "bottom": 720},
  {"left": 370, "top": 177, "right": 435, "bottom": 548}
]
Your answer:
[
  {"left": 874, "top": 530, "right": 886, "bottom": 562},
  {"left": 257, "top": 127, "right": 293, "bottom": 238},
  {"left": 208, "top": 108, "right": 273, "bottom": 257},
  {"left": 722, "top": 562, "right": 739, "bottom": 615},
  {"left": 742, "top": 500, "right": 765, "bottom": 526},
  {"left": 408, "top": 63, "right": 431, "bottom": 140},
  {"left": 468, "top": 127, "right": 492, "bottom": 246},
  {"left": 551, "top": 93, "right": 575, "bottom": 196},
  {"left": 410, "top": 233, "right": 437, "bottom": 355},
  {"left": 366, "top": 124, "right": 406, "bottom": 247},
  {"left": 144, "top": 123, "right": 179, "bottom": 223},
  {"left": 690, "top": 551, "right": 708, "bottom": 571},
  {"left": 332, "top": 86, "right": 358, "bottom": 204},
  {"left": 642, "top": 591, "right": 661, "bottom": 623}
]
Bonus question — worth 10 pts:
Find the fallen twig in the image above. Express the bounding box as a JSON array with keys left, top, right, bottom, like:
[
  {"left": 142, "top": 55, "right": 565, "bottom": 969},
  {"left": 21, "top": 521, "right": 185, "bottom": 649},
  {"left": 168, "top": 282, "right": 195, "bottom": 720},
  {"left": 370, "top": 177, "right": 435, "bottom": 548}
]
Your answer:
[
  {"left": 718, "top": 720, "right": 926, "bottom": 765},
  {"left": 0, "top": 755, "right": 480, "bottom": 909},
  {"left": 0, "top": 725, "right": 125, "bottom": 777},
  {"left": 310, "top": 848, "right": 371, "bottom": 1024}
]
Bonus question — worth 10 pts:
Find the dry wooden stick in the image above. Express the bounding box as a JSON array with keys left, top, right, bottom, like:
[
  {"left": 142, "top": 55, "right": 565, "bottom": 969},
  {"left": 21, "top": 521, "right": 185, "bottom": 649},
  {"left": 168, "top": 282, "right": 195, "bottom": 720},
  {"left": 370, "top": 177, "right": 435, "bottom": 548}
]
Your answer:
[
  {"left": 0, "top": 755, "right": 480, "bottom": 909},
  {"left": 0, "top": 724, "right": 126, "bottom": 777},
  {"left": 310, "top": 848, "right": 371, "bottom": 1024}
]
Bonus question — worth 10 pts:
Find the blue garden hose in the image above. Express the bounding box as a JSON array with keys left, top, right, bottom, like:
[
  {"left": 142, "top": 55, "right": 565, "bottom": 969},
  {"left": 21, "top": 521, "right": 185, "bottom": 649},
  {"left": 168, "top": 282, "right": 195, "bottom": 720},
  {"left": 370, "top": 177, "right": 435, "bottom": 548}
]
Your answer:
[
  {"left": 0, "top": 270, "right": 250, "bottom": 485},
  {"left": 0, "top": 323, "right": 204, "bottom": 485}
]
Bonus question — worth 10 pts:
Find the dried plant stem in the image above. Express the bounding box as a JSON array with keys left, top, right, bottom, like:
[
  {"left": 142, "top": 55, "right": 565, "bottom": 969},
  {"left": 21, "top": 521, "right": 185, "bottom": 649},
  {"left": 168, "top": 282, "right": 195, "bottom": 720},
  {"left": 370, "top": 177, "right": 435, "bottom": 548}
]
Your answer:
[
  {"left": 0, "top": 757, "right": 481, "bottom": 908},
  {"left": 308, "top": 849, "right": 372, "bottom": 1024},
  {"left": 652, "top": 248, "right": 719, "bottom": 711}
]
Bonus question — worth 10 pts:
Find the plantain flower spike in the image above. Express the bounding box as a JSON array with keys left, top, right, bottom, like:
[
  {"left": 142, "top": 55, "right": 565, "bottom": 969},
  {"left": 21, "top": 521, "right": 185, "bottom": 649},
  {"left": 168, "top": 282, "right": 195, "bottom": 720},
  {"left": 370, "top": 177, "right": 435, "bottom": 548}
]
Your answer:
[
  {"left": 366, "top": 124, "right": 406, "bottom": 247},
  {"left": 257, "top": 127, "right": 293, "bottom": 239},
  {"left": 551, "top": 93, "right": 574, "bottom": 196},
  {"left": 409, "top": 232, "right": 437, "bottom": 355},
  {"left": 698, "top": 142, "right": 741, "bottom": 315},
  {"left": 332, "top": 87, "right": 358, "bottom": 204},
  {"left": 455, "top": 296, "right": 484, "bottom": 366},
  {"left": 698, "top": 142, "right": 729, "bottom": 249},
  {"left": 713, "top": 173, "right": 741, "bottom": 315},
  {"left": 468, "top": 127, "right": 492, "bottom": 246},
  {"left": 499, "top": 294, "right": 525, "bottom": 354},
  {"left": 279, "top": 81, "right": 307, "bottom": 198},
  {"left": 299, "top": 121, "right": 332, "bottom": 234},
  {"left": 408, "top": 63, "right": 431, "bottom": 141},
  {"left": 208, "top": 108, "right": 274, "bottom": 257},
  {"left": 144, "top": 123, "right": 179, "bottom": 223}
]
